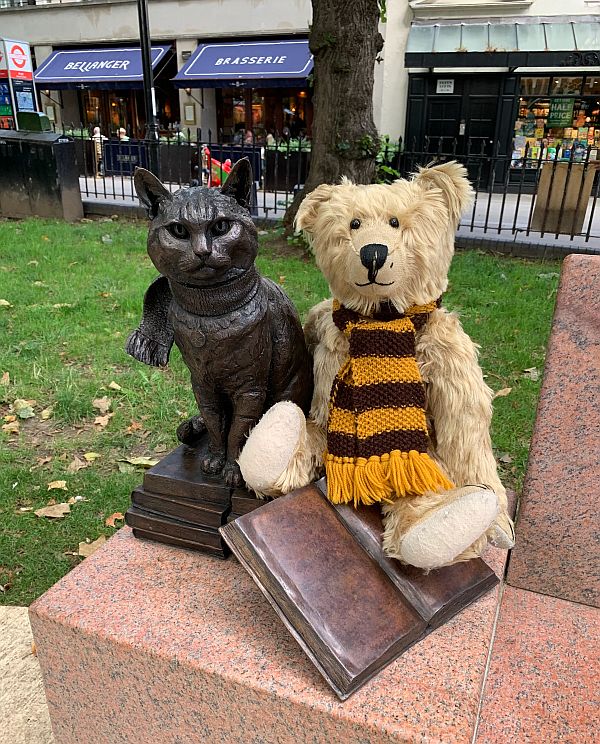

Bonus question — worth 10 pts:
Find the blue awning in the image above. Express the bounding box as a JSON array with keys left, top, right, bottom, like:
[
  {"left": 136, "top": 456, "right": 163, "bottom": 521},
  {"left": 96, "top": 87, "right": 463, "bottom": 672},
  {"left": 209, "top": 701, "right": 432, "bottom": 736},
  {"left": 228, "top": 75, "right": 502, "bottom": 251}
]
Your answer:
[
  {"left": 173, "top": 39, "right": 313, "bottom": 89},
  {"left": 34, "top": 45, "right": 172, "bottom": 90}
]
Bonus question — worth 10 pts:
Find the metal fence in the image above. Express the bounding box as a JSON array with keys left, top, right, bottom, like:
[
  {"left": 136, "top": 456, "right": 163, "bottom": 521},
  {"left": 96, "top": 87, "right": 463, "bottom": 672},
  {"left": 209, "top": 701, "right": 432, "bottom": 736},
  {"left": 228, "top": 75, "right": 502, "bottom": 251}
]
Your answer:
[
  {"left": 397, "top": 137, "right": 600, "bottom": 245},
  {"left": 61, "top": 126, "right": 323, "bottom": 218},
  {"left": 49, "top": 125, "right": 600, "bottom": 244}
]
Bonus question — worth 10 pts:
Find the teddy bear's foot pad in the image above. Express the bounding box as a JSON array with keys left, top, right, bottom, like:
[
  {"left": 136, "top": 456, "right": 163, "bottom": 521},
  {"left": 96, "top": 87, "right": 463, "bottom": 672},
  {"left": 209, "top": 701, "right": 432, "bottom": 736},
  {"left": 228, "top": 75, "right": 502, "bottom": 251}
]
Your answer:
[
  {"left": 399, "top": 487, "right": 499, "bottom": 569},
  {"left": 238, "top": 401, "right": 306, "bottom": 496}
]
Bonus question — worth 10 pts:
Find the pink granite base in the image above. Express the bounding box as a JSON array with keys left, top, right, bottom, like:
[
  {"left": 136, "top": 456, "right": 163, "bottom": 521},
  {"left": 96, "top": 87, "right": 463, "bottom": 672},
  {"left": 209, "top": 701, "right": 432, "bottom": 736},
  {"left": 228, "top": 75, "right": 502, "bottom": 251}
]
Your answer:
[
  {"left": 30, "top": 527, "right": 509, "bottom": 744},
  {"left": 476, "top": 586, "right": 600, "bottom": 743},
  {"left": 508, "top": 254, "right": 600, "bottom": 608}
]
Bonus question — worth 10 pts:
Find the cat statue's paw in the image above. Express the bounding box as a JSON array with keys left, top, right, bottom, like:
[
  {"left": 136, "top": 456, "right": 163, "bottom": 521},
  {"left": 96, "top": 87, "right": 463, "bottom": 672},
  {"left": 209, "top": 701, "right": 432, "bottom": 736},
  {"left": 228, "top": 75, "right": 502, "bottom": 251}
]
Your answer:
[
  {"left": 200, "top": 448, "right": 226, "bottom": 475},
  {"left": 223, "top": 459, "right": 244, "bottom": 488},
  {"left": 176, "top": 414, "right": 207, "bottom": 446}
]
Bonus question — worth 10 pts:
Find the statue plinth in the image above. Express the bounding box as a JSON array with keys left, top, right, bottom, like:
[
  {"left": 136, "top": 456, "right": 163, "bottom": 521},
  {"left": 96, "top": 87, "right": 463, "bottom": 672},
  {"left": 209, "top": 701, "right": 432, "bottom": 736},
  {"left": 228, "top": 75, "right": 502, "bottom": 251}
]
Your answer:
[{"left": 124, "top": 436, "right": 264, "bottom": 558}]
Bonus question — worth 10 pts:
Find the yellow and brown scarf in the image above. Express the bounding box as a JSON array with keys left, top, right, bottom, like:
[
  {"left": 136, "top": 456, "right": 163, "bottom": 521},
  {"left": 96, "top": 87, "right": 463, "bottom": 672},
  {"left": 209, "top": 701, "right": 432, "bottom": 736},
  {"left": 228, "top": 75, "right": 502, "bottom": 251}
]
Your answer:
[{"left": 325, "top": 299, "right": 454, "bottom": 506}]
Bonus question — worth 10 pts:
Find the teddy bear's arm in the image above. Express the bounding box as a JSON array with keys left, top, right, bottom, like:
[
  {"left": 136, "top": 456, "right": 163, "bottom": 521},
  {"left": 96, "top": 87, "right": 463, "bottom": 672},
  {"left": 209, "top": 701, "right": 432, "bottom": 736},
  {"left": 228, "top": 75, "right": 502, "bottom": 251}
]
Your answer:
[
  {"left": 303, "top": 299, "right": 349, "bottom": 431},
  {"left": 417, "top": 307, "right": 513, "bottom": 545}
]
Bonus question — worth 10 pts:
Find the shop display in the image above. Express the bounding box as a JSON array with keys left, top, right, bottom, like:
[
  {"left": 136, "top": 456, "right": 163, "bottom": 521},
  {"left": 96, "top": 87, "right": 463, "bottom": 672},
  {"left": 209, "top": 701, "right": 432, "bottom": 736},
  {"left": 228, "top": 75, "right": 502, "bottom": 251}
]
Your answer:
[{"left": 512, "top": 76, "right": 600, "bottom": 168}]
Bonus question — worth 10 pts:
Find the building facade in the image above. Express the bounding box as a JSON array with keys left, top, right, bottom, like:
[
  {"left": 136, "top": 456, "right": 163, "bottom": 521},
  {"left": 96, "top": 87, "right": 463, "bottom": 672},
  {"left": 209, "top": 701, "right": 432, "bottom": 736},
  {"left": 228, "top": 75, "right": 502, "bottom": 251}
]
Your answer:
[{"left": 0, "top": 0, "right": 598, "bottom": 150}]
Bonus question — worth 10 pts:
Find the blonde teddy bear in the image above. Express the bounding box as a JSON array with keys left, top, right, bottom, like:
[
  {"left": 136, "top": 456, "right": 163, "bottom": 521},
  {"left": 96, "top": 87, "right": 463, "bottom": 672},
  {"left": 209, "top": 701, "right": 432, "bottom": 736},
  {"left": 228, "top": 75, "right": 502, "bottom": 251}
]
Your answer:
[{"left": 238, "top": 162, "right": 515, "bottom": 569}]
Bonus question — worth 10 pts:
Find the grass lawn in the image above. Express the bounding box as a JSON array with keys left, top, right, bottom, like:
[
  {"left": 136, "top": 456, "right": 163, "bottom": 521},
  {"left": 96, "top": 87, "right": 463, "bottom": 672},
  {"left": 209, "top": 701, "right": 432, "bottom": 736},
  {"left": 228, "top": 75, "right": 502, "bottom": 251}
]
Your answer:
[{"left": 0, "top": 217, "right": 560, "bottom": 605}]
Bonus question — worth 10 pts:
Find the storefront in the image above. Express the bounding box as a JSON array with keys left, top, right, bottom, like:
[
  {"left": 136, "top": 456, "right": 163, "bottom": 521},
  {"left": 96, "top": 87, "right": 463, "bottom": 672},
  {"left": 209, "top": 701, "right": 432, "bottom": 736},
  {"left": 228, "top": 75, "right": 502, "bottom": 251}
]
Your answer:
[
  {"left": 33, "top": 45, "right": 178, "bottom": 137},
  {"left": 404, "top": 17, "right": 600, "bottom": 171},
  {"left": 173, "top": 39, "right": 314, "bottom": 140}
]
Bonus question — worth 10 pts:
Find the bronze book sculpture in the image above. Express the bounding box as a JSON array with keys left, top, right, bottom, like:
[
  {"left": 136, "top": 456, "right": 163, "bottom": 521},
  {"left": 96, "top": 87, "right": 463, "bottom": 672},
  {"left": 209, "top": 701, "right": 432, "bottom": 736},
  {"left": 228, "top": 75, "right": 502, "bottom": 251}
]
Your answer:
[{"left": 220, "top": 481, "right": 499, "bottom": 699}]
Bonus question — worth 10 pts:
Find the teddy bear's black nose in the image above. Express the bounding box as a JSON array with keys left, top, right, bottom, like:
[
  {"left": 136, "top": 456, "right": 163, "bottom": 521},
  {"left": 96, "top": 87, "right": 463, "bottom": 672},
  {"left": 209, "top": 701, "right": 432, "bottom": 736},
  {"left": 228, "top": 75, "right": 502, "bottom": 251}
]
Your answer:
[{"left": 360, "top": 243, "right": 388, "bottom": 282}]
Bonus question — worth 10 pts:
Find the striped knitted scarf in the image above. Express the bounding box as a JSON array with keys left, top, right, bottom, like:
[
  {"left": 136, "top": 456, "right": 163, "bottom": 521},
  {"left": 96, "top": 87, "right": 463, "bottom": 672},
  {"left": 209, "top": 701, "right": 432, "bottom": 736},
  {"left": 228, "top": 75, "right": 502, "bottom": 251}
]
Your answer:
[{"left": 325, "top": 299, "right": 454, "bottom": 506}]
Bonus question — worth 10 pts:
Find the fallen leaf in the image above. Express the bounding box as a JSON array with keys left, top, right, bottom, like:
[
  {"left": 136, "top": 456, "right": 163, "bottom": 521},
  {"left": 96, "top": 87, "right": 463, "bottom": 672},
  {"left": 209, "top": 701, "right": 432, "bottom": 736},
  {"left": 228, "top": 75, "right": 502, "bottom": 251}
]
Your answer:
[
  {"left": 18, "top": 507, "right": 33, "bottom": 513},
  {"left": 94, "top": 413, "right": 114, "bottom": 429},
  {"left": 126, "top": 420, "right": 143, "bottom": 433},
  {"left": 41, "top": 235, "right": 50, "bottom": 242},
  {"left": 31, "top": 642, "right": 37, "bottom": 656},
  {"left": 537, "top": 272, "right": 560, "bottom": 280},
  {"left": 101, "top": 235, "right": 113, "bottom": 245},
  {"left": 27, "top": 260, "right": 39, "bottom": 267},
  {"left": 78, "top": 535, "right": 107, "bottom": 557},
  {"left": 493, "top": 387, "right": 512, "bottom": 400},
  {"left": 522, "top": 367, "right": 540, "bottom": 381},
  {"left": 83, "top": 451, "right": 100, "bottom": 462},
  {"left": 0, "top": 299, "right": 12, "bottom": 308},
  {"left": 99, "top": 291, "right": 112, "bottom": 298},
  {"left": 47, "top": 480, "right": 67, "bottom": 491},
  {"left": 117, "top": 462, "right": 135, "bottom": 474},
  {"left": 13, "top": 399, "right": 35, "bottom": 419},
  {"left": 35, "top": 502, "right": 70, "bottom": 518},
  {"left": 92, "top": 396, "right": 112, "bottom": 414},
  {"left": 121, "top": 456, "right": 160, "bottom": 468},
  {"left": 108, "top": 380, "right": 122, "bottom": 391},
  {"left": 67, "top": 456, "right": 88, "bottom": 474},
  {"left": 4, "top": 414, "right": 17, "bottom": 423},
  {"left": 2, "top": 421, "right": 19, "bottom": 434},
  {"left": 52, "top": 303, "right": 73, "bottom": 309},
  {"left": 278, "top": 275, "right": 286, "bottom": 285},
  {"left": 499, "top": 453, "right": 514, "bottom": 464},
  {"left": 154, "top": 444, "right": 167, "bottom": 453},
  {"left": 40, "top": 406, "right": 54, "bottom": 420},
  {"left": 105, "top": 512, "right": 124, "bottom": 528},
  {"left": 67, "top": 495, "right": 87, "bottom": 505},
  {"left": 0, "top": 372, "right": 9, "bottom": 386},
  {"left": 32, "top": 281, "right": 47, "bottom": 287}
]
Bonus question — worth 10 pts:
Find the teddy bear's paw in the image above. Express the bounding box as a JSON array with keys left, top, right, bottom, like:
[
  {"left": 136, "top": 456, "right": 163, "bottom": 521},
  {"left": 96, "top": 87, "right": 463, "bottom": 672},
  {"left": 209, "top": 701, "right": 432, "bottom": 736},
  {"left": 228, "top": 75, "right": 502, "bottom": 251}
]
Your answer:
[
  {"left": 238, "top": 401, "right": 306, "bottom": 497},
  {"left": 487, "top": 511, "right": 516, "bottom": 549},
  {"left": 393, "top": 486, "right": 499, "bottom": 570}
]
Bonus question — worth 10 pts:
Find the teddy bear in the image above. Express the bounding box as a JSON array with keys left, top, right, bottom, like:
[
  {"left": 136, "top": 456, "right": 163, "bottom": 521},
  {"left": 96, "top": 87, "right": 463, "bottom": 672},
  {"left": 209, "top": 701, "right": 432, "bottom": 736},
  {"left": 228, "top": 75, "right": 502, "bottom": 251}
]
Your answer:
[{"left": 237, "top": 162, "right": 515, "bottom": 569}]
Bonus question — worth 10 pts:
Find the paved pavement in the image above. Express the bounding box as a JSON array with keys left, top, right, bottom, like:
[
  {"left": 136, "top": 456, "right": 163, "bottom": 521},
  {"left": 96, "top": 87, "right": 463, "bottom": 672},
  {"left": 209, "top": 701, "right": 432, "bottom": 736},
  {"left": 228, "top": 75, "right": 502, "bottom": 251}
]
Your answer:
[{"left": 0, "top": 606, "right": 54, "bottom": 743}]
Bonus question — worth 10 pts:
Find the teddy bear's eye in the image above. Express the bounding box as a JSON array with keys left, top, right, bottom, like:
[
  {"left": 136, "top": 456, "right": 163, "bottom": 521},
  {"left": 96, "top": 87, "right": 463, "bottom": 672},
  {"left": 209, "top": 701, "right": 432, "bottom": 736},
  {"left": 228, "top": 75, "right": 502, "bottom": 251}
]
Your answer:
[
  {"left": 350, "top": 218, "right": 361, "bottom": 230},
  {"left": 389, "top": 217, "right": 399, "bottom": 228}
]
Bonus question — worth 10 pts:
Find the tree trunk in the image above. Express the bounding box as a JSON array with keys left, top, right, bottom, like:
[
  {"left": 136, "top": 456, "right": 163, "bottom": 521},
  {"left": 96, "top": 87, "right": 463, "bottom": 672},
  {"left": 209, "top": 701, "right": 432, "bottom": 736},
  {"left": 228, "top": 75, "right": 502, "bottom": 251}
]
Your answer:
[{"left": 283, "top": 0, "right": 384, "bottom": 230}]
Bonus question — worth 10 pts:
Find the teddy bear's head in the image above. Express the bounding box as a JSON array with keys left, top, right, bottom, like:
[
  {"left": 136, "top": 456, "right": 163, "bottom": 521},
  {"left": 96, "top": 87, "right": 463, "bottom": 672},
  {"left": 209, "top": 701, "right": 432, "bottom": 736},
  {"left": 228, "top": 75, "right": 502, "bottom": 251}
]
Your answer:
[{"left": 296, "top": 161, "right": 473, "bottom": 314}]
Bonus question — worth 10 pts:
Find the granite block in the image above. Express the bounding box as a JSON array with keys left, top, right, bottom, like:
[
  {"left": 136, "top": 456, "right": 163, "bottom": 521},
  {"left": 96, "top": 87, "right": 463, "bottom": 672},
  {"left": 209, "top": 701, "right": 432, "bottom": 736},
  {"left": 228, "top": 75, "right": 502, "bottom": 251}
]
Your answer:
[
  {"left": 30, "top": 527, "right": 509, "bottom": 744},
  {"left": 476, "top": 586, "right": 599, "bottom": 744},
  {"left": 508, "top": 254, "right": 600, "bottom": 608}
]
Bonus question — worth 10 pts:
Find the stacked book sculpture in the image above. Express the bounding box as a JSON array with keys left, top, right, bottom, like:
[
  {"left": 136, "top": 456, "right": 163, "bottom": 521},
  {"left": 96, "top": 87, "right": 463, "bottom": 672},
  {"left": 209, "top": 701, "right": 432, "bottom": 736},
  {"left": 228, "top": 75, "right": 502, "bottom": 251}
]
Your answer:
[{"left": 125, "top": 436, "right": 263, "bottom": 558}]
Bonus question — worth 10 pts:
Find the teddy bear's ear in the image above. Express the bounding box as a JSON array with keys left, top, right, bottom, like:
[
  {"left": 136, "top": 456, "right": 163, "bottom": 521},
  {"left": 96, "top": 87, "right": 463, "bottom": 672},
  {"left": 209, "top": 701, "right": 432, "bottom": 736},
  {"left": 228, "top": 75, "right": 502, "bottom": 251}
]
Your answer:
[
  {"left": 295, "top": 184, "right": 335, "bottom": 234},
  {"left": 412, "top": 161, "right": 474, "bottom": 227}
]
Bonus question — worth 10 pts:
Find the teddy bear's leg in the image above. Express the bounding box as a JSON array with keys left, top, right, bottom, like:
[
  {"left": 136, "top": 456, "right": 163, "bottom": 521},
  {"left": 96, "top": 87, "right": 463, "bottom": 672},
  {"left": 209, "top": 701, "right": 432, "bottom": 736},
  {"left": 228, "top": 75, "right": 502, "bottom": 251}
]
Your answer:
[
  {"left": 381, "top": 486, "right": 498, "bottom": 569},
  {"left": 237, "top": 402, "right": 325, "bottom": 497}
]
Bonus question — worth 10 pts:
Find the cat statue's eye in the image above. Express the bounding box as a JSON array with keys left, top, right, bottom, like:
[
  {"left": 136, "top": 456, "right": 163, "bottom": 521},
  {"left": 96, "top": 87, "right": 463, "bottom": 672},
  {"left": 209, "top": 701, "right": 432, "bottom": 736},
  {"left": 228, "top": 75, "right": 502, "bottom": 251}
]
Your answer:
[
  {"left": 167, "top": 222, "right": 190, "bottom": 240},
  {"left": 211, "top": 219, "right": 231, "bottom": 237}
]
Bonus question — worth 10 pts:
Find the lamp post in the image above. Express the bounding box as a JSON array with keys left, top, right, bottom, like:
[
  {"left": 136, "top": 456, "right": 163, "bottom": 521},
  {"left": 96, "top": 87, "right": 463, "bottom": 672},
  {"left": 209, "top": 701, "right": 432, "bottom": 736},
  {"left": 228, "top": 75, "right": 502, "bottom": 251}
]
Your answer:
[{"left": 137, "top": 0, "right": 160, "bottom": 175}]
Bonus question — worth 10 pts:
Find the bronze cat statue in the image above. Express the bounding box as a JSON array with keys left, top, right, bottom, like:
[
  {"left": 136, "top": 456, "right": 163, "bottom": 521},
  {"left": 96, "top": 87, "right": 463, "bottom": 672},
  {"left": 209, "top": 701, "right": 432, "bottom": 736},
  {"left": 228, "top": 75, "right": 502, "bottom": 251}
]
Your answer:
[{"left": 127, "top": 159, "right": 313, "bottom": 488}]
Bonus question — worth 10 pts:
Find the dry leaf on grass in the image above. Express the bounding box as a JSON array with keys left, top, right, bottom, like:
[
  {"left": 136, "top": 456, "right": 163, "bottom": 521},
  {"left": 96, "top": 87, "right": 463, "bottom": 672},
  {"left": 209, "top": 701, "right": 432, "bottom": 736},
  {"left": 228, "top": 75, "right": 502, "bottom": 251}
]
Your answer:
[
  {"left": 40, "top": 406, "right": 54, "bottom": 420},
  {"left": 35, "top": 502, "right": 70, "bottom": 518},
  {"left": 493, "top": 387, "right": 512, "bottom": 400},
  {"left": 105, "top": 512, "right": 124, "bottom": 528},
  {"left": 2, "top": 421, "right": 20, "bottom": 434},
  {"left": 83, "top": 452, "right": 101, "bottom": 462},
  {"left": 499, "top": 453, "right": 514, "bottom": 464},
  {"left": 126, "top": 420, "right": 143, "bottom": 433},
  {"left": 108, "top": 381, "right": 122, "bottom": 391},
  {"left": 67, "top": 456, "right": 88, "bottom": 474},
  {"left": 117, "top": 462, "right": 135, "bottom": 474},
  {"left": 78, "top": 535, "right": 107, "bottom": 557},
  {"left": 121, "top": 456, "right": 160, "bottom": 469},
  {"left": 47, "top": 480, "right": 68, "bottom": 491},
  {"left": 0, "top": 299, "right": 12, "bottom": 308},
  {"left": 92, "top": 397, "right": 112, "bottom": 414},
  {"left": 0, "top": 372, "right": 9, "bottom": 386},
  {"left": 4, "top": 414, "right": 16, "bottom": 423},
  {"left": 522, "top": 367, "right": 540, "bottom": 381},
  {"left": 13, "top": 399, "right": 35, "bottom": 419},
  {"left": 94, "top": 413, "right": 114, "bottom": 429}
]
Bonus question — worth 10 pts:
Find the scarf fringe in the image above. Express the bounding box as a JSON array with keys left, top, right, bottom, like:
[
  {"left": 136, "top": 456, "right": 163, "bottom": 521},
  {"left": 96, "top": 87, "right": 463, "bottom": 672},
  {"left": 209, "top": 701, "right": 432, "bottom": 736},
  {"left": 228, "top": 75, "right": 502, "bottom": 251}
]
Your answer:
[{"left": 325, "top": 450, "right": 454, "bottom": 507}]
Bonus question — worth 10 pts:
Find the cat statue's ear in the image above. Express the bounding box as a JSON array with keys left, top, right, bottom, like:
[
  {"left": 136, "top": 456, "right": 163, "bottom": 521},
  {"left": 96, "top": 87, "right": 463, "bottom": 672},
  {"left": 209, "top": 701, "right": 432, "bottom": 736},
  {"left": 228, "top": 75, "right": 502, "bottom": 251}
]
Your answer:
[
  {"left": 134, "top": 168, "right": 172, "bottom": 218},
  {"left": 221, "top": 157, "right": 253, "bottom": 211}
]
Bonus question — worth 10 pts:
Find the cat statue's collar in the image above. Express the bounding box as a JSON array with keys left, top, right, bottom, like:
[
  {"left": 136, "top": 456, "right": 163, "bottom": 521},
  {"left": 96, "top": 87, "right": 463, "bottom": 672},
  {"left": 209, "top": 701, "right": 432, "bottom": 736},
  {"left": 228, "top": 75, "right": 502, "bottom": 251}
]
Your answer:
[{"left": 168, "top": 265, "right": 261, "bottom": 318}]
